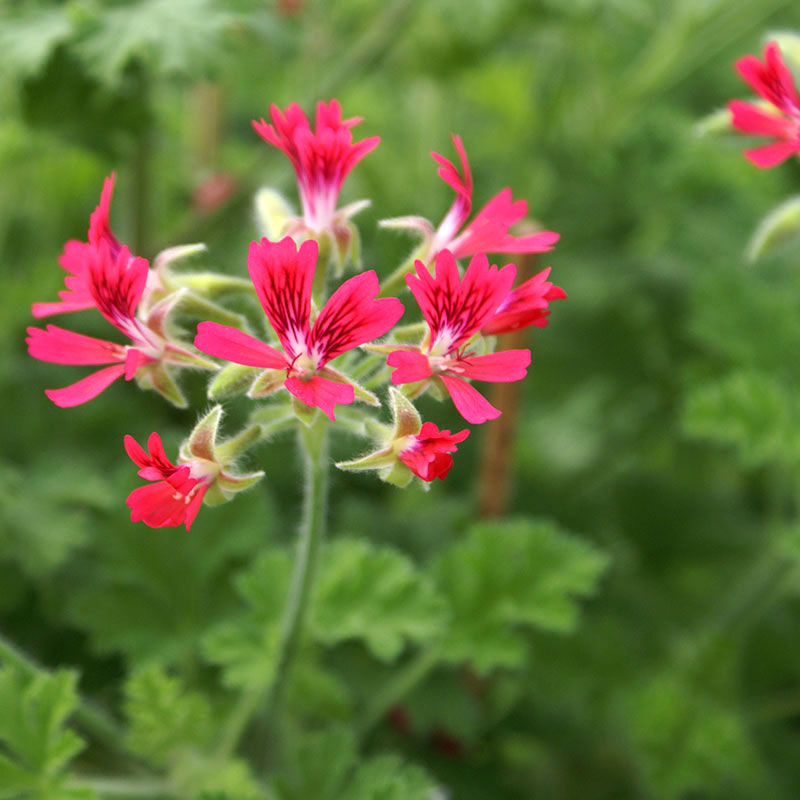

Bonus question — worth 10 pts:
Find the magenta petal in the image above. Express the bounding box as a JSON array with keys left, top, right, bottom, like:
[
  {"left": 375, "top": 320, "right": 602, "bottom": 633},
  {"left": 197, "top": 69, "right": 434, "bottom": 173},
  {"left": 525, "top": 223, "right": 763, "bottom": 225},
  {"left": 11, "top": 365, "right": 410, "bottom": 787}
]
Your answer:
[
  {"left": 127, "top": 483, "right": 187, "bottom": 528},
  {"left": 194, "top": 322, "right": 288, "bottom": 368},
  {"left": 45, "top": 364, "right": 127, "bottom": 407},
  {"left": 729, "top": 100, "right": 794, "bottom": 138},
  {"left": 27, "top": 325, "right": 124, "bottom": 365},
  {"left": 124, "top": 434, "right": 150, "bottom": 468},
  {"left": 457, "top": 349, "right": 531, "bottom": 382},
  {"left": 387, "top": 350, "right": 433, "bottom": 384},
  {"left": 285, "top": 375, "right": 354, "bottom": 420},
  {"left": 310, "top": 270, "right": 404, "bottom": 364},
  {"left": 439, "top": 374, "right": 501, "bottom": 424},
  {"left": 744, "top": 140, "right": 799, "bottom": 168}
]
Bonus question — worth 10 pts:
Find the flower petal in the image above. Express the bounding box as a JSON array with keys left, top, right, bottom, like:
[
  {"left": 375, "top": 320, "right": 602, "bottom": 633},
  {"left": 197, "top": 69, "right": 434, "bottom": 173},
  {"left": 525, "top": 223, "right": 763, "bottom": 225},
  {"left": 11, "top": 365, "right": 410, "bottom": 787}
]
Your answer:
[
  {"left": 439, "top": 374, "right": 501, "bottom": 424},
  {"left": 194, "top": 321, "right": 288, "bottom": 368},
  {"left": 310, "top": 270, "right": 404, "bottom": 365},
  {"left": 45, "top": 364, "right": 127, "bottom": 407},
  {"left": 387, "top": 350, "right": 433, "bottom": 384},
  {"left": 285, "top": 375, "right": 354, "bottom": 420},
  {"left": 456, "top": 349, "right": 531, "bottom": 382}
]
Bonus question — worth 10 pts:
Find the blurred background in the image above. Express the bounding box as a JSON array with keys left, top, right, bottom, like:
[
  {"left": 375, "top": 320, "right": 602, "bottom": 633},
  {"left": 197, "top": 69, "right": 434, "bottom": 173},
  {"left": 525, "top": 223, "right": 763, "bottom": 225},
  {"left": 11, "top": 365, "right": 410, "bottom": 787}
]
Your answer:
[{"left": 4, "top": 0, "right": 800, "bottom": 797}]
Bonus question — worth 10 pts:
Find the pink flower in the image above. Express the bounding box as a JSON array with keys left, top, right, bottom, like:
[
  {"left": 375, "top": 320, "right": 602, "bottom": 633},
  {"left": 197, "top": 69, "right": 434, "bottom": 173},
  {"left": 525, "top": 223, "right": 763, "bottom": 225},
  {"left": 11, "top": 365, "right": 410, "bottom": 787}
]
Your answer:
[
  {"left": 729, "top": 41, "right": 800, "bottom": 168},
  {"left": 386, "top": 249, "right": 531, "bottom": 424},
  {"left": 32, "top": 174, "right": 123, "bottom": 318},
  {"left": 194, "top": 237, "right": 404, "bottom": 420},
  {"left": 27, "top": 242, "right": 212, "bottom": 407},
  {"left": 481, "top": 266, "right": 567, "bottom": 335},
  {"left": 252, "top": 100, "right": 379, "bottom": 233},
  {"left": 124, "top": 432, "right": 213, "bottom": 530},
  {"left": 383, "top": 136, "right": 559, "bottom": 262},
  {"left": 397, "top": 422, "right": 470, "bottom": 481}
]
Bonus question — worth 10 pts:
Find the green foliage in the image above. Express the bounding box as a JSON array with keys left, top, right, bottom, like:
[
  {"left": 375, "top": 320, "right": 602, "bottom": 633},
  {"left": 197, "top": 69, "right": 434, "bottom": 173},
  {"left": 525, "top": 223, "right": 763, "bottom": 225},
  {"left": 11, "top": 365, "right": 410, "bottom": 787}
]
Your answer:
[
  {"left": 684, "top": 370, "right": 800, "bottom": 468},
  {"left": 312, "top": 538, "right": 448, "bottom": 662},
  {"left": 433, "top": 519, "right": 609, "bottom": 673},
  {"left": 123, "top": 664, "right": 214, "bottom": 765},
  {"left": 202, "top": 549, "right": 292, "bottom": 690},
  {"left": 272, "top": 729, "right": 435, "bottom": 800},
  {"left": 75, "top": 0, "right": 237, "bottom": 84},
  {"left": 0, "top": 668, "right": 91, "bottom": 800}
]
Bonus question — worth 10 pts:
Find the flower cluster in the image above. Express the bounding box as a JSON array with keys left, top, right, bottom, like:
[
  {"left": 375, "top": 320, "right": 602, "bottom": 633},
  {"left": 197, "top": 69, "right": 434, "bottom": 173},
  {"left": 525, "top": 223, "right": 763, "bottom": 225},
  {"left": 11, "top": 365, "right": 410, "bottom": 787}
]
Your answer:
[{"left": 29, "top": 98, "right": 565, "bottom": 528}]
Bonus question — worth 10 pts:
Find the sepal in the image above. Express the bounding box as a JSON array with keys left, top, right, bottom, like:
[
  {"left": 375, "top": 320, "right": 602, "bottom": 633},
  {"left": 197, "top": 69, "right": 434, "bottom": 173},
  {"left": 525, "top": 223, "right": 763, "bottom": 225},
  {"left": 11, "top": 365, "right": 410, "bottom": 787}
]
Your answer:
[
  {"left": 248, "top": 368, "right": 286, "bottom": 398},
  {"left": 293, "top": 394, "right": 319, "bottom": 427},
  {"left": 185, "top": 405, "right": 223, "bottom": 461},
  {"left": 320, "top": 365, "right": 379, "bottom": 406},
  {"left": 135, "top": 364, "right": 187, "bottom": 408},
  {"left": 378, "top": 461, "right": 415, "bottom": 487},
  {"left": 208, "top": 363, "right": 260, "bottom": 399},
  {"left": 336, "top": 447, "right": 396, "bottom": 472},
  {"left": 388, "top": 387, "right": 422, "bottom": 438}
]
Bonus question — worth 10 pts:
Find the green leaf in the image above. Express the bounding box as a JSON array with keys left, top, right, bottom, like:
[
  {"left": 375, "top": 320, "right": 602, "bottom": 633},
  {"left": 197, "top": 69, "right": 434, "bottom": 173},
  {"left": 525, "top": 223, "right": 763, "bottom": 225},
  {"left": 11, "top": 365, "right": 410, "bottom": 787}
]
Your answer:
[
  {"left": 0, "top": 668, "right": 87, "bottom": 796},
  {"left": 347, "top": 755, "right": 436, "bottom": 800},
  {"left": 433, "top": 518, "right": 609, "bottom": 673},
  {"left": 312, "top": 538, "right": 448, "bottom": 662},
  {"left": 123, "top": 664, "right": 213, "bottom": 765},
  {"left": 272, "top": 727, "right": 356, "bottom": 800},
  {"left": 75, "top": 0, "right": 237, "bottom": 84},
  {"left": 67, "top": 489, "right": 270, "bottom": 665},
  {"left": 683, "top": 370, "right": 800, "bottom": 468},
  {"left": 202, "top": 550, "right": 292, "bottom": 689},
  {"left": 0, "top": 8, "right": 73, "bottom": 78},
  {"left": 624, "top": 667, "right": 764, "bottom": 799}
]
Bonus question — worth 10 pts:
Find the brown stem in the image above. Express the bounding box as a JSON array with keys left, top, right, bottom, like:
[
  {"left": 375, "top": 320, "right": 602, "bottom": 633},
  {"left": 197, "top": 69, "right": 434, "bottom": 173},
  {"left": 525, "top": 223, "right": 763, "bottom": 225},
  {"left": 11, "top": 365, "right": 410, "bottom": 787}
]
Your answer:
[{"left": 477, "top": 221, "right": 542, "bottom": 519}]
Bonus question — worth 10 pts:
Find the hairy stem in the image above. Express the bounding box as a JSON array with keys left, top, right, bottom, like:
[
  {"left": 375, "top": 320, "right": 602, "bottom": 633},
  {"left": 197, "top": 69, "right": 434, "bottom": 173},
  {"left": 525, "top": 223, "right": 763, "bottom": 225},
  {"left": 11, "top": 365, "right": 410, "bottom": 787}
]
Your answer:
[{"left": 266, "top": 418, "right": 329, "bottom": 733}]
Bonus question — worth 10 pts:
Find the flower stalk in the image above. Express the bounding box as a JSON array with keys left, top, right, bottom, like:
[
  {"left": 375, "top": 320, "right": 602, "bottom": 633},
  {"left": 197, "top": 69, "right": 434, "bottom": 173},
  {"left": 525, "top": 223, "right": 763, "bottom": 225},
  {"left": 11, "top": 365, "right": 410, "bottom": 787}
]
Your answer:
[{"left": 266, "top": 415, "right": 330, "bottom": 720}]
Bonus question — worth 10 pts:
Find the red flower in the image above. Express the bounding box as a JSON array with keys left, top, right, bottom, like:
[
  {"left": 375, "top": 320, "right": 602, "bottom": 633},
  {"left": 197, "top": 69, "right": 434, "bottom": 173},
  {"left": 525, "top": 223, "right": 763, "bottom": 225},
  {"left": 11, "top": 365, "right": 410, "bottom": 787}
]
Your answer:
[
  {"left": 387, "top": 249, "right": 531, "bottom": 424},
  {"left": 729, "top": 41, "right": 800, "bottom": 168},
  {"left": 27, "top": 242, "right": 211, "bottom": 407},
  {"left": 124, "top": 432, "right": 213, "bottom": 530},
  {"left": 32, "top": 174, "right": 123, "bottom": 318},
  {"left": 397, "top": 422, "right": 470, "bottom": 481},
  {"left": 253, "top": 100, "right": 379, "bottom": 233},
  {"left": 431, "top": 135, "right": 559, "bottom": 259},
  {"left": 481, "top": 266, "right": 567, "bottom": 335},
  {"left": 195, "top": 237, "right": 404, "bottom": 420}
]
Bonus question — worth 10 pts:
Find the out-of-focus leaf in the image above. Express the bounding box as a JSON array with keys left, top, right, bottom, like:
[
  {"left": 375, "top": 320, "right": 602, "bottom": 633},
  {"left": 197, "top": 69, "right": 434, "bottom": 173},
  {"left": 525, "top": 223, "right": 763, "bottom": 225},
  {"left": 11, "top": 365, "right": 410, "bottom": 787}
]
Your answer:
[
  {"left": 312, "top": 538, "right": 448, "bottom": 662},
  {"left": 0, "top": 668, "right": 90, "bottom": 799},
  {"left": 123, "top": 663, "right": 214, "bottom": 765},
  {"left": 75, "top": 0, "right": 237, "bottom": 84},
  {"left": 202, "top": 549, "right": 292, "bottom": 689},
  {"left": 271, "top": 727, "right": 356, "bottom": 800},
  {"left": 0, "top": 8, "right": 73, "bottom": 78},
  {"left": 347, "top": 755, "right": 436, "bottom": 800},
  {"left": 683, "top": 370, "right": 800, "bottom": 468},
  {"left": 433, "top": 519, "right": 609, "bottom": 673}
]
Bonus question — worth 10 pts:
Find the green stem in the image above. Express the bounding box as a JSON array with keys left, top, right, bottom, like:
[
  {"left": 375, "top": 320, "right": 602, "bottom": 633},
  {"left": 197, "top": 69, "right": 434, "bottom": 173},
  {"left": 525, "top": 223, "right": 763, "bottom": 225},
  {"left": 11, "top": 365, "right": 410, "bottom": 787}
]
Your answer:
[
  {"left": 357, "top": 645, "right": 440, "bottom": 738},
  {"left": 266, "top": 418, "right": 330, "bottom": 715},
  {"left": 0, "top": 630, "right": 126, "bottom": 753},
  {"left": 378, "top": 251, "right": 421, "bottom": 298}
]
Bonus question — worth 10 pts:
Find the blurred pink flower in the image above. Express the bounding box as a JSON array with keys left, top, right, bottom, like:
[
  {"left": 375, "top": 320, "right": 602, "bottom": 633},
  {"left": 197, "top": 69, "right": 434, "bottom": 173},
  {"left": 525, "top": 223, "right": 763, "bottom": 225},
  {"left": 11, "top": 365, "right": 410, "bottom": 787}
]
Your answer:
[
  {"left": 729, "top": 41, "right": 800, "bottom": 168},
  {"left": 195, "top": 237, "right": 404, "bottom": 420},
  {"left": 481, "top": 266, "right": 566, "bottom": 335},
  {"left": 387, "top": 249, "right": 530, "bottom": 424}
]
